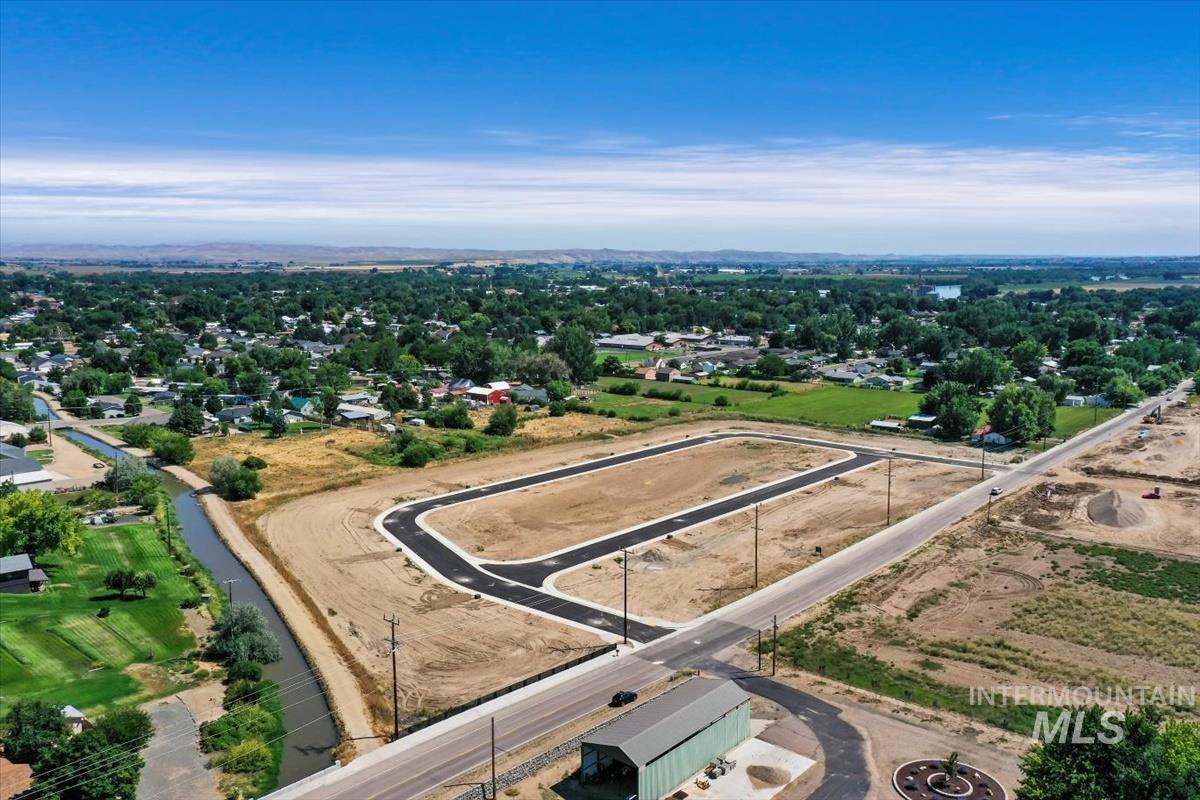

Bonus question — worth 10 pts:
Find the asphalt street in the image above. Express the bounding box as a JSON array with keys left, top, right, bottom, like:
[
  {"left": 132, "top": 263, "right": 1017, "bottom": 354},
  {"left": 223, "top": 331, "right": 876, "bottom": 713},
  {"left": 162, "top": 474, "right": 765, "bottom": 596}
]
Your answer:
[{"left": 383, "top": 431, "right": 993, "bottom": 641}]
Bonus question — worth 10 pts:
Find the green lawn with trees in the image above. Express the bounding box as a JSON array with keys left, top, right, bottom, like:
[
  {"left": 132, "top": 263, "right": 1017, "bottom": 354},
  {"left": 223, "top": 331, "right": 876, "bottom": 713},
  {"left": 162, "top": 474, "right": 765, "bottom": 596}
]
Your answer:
[{"left": 0, "top": 520, "right": 206, "bottom": 716}]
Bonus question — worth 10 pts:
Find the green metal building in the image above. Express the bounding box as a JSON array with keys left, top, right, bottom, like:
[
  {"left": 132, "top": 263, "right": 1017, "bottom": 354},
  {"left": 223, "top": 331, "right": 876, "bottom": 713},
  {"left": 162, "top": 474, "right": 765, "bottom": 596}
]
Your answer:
[{"left": 580, "top": 679, "right": 752, "bottom": 799}]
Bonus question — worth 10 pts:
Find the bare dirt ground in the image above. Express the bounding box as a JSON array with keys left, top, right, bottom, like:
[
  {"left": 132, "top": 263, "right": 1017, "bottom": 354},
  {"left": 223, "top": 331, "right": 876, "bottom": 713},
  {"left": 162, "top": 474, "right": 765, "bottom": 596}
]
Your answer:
[
  {"left": 555, "top": 460, "right": 981, "bottom": 623},
  {"left": 999, "top": 399, "right": 1200, "bottom": 558},
  {"left": 1074, "top": 398, "right": 1200, "bottom": 482},
  {"left": 425, "top": 438, "right": 843, "bottom": 561},
  {"left": 33, "top": 432, "right": 108, "bottom": 488}
]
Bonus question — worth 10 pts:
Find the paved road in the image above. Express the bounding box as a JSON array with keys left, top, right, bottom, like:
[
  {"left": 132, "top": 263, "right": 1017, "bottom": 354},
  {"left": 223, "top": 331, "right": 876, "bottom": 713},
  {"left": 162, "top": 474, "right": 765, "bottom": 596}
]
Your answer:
[
  {"left": 284, "top": 386, "right": 1188, "bottom": 800},
  {"left": 382, "top": 431, "right": 994, "bottom": 641}
]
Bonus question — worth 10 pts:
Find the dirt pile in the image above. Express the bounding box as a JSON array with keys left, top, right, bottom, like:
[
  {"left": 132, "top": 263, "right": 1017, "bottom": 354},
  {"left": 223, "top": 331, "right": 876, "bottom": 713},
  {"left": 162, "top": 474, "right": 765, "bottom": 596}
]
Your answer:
[
  {"left": 639, "top": 548, "right": 669, "bottom": 563},
  {"left": 746, "top": 764, "right": 790, "bottom": 786},
  {"left": 1087, "top": 490, "right": 1148, "bottom": 528}
]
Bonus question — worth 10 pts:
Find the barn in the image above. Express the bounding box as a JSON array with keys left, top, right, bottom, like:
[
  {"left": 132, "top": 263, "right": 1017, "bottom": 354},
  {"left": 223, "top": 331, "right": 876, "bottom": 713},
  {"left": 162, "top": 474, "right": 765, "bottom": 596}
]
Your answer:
[{"left": 580, "top": 679, "right": 751, "bottom": 799}]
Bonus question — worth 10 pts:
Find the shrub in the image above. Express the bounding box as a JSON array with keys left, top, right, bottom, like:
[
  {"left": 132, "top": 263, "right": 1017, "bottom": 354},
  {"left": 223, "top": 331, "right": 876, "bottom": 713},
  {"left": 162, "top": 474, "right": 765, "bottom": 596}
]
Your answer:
[
  {"left": 548, "top": 401, "right": 566, "bottom": 417},
  {"left": 120, "top": 423, "right": 160, "bottom": 448},
  {"left": 643, "top": 387, "right": 684, "bottom": 401},
  {"left": 607, "top": 381, "right": 639, "bottom": 396},
  {"left": 213, "top": 737, "right": 273, "bottom": 774},
  {"left": 152, "top": 430, "right": 194, "bottom": 465},
  {"left": 668, "top": 407, "right": 681, "bottom": 417},
  {"left": 400, "top": 441, "right": 438, "bottom": 467},
  {"left": 223, "top": 678, "right": 265, "bottom": 710},
  {"left": 427, "top": 402, "right": 473, "bottom": 429},
  {"left": 484, "top": 404, "right": 518, "bottom": 436},
  {"left": 713, "top": 395, "right": 730, "bottom": 407},
  {"left": 227, "top": 660, "right": 263, "bottom": 683},
  {"left": 242, "top": 455, "right": 268, "bottom": 470},
  {"left": 201, "top": 702, "right": 276, "bottom": 752},
  {"left": 209, "top": 603, "right": 282, "bottom": 665},
  {"left": 210, "top": 455, "right": 261, "bottom": 500},
  {"left": 7, "top": 432, "right": 28, "bottom": 448},
  {"left": 27, "top": 426, "right": 47, "bottom": 443}
]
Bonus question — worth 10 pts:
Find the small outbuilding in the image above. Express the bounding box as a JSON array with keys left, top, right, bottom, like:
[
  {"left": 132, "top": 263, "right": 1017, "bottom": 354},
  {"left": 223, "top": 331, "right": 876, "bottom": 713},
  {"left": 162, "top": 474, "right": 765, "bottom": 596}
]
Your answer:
[{"left": 580, "top": 679, "right": 751, "bottom": 799}]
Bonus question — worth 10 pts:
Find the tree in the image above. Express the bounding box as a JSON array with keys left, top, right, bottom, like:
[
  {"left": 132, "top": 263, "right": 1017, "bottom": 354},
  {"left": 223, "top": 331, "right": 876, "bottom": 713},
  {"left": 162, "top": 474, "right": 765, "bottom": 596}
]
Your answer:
[
  {"left": 62, "top": 387, "right": 89, "bottom": 416},
  {"left": 105, "top": 455, "right": 151, "bottom": 492},
  {"left": 0, "top": 490, "right": 83, "bottom": 557},
  {"left": 547, "top": 325, "right": 597, "bottom": 384},
  {"left": 513, "top": 351, "right": 570, "bottom": 385},
  {"left": 0, "top": 379, "right": 37, "bottom": 422},
  {"left": 209, "top": 603, "right": 282, "bottom": 665},
  {"left": 319, "top": 387, "right": 340, "bottom": 422},
  {"left": 600, "top": 355, "right": 628, "bottom": 376},
  {"left": 28, "top": 425, "right": 47, "bottom": 443},
  {"left": 29, "top": 708, "right": 151, "bottom": 800},
  {"left": 104, "top": 567, "right": 137, "bottom": 598},
  {"left": 168, "top": 400, "right": 205, "bottom": 436},
  {"left": 268, "top": 409, "right": 287, "bottom": 438},
  {"left": 988, "top": 384, "right": 1056, "bottom": 443},
  {"left": 919, "top": 381, "right": 979, "bottom": 439},
  {"left": 1011, "top": 339, "right": 1049, "bottom": 377},
  {"left": 484, "top": 404, "right": 518, "bottom": 436},
  {"left": 756, "top": 353, "right": 788, "bottom": 378},
  {"left": 448, "top": 336, "right": 498, "bottom": 384},
  {"left": 1104, "top": 372, "right": 1145, "bottom": 408},
  {"left": 123, "top": 393, "right": 143, "bottom": 417},
  {"left": 131, "top": 570, "right": 158, "bottom": 598},
  {"left": 427, "top": 402, "right": 473, "bottom": 430},
  {"left": 126, "top": 475, "right": 161, "bottom": 513},
  {"left": 950, "top": 349, "right": 1012, "bottom": 394},
  {"left": 1016, "top": 706, "right": 1197, "bottom": 800},
  {"left": 939, "top": 751, "right": 961, "bottom": 789},
  {"left": 210, "top": 455, "right": 261, "bottom": 500},
  {"left": 151, "top": 430, "right": 194, "bottom": 465},
  {"left": 0, "top": 699, "right": 68, "bottom": 765},
  {"left": 545, "top": 380, "right": 572, "bottom": 402}
]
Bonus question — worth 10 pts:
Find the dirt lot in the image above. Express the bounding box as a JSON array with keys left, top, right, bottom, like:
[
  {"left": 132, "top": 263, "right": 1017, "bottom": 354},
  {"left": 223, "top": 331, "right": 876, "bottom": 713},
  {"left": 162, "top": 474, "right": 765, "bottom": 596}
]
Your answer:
[
  {"left": 555, "top": 459, "right": 980, "bottom": 623},
  {"left": 999, "top": 399, "right": 1200, "bottom": 558},
  {"left": 206, "top": 420, "right": 982, "bottom": 736},
  {"left": 425, "top": 438, "right": 844, "bottom": 560},
  {"left": 1073, "top": 398, "right": 1200, "bottom": 482}
]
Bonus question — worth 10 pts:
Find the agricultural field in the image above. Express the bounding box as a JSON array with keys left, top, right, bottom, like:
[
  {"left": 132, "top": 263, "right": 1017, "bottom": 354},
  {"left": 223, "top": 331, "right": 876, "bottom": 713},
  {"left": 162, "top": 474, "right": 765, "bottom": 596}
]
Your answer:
[{"left": 0, "top": 523, "right": 206, "bottom": 716}]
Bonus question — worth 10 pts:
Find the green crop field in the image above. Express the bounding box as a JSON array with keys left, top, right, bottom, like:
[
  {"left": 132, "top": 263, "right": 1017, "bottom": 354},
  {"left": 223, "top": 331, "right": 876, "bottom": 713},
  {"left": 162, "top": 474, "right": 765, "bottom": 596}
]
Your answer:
[
  {"left": 0, "top": 523, "right": 200, "bottom": 715},
  {"left": 1052, "top": 405, "right": 1121, "bottom": 439}
]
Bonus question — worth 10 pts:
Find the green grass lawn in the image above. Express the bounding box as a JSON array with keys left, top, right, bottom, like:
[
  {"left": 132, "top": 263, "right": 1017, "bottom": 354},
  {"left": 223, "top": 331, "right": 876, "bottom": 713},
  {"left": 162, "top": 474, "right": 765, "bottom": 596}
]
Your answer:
[
  {"left": 26, "top": 447, "right": 55, "bottom": 465},
  {"left": 0, "top": 523, "right": 201, "bottom": 716},
  {"left": 737, "top": 384, "right": 922, "bottom": 427},
  {"left": 1052, "top": 405, "right": 1122, "bottom": 439}
]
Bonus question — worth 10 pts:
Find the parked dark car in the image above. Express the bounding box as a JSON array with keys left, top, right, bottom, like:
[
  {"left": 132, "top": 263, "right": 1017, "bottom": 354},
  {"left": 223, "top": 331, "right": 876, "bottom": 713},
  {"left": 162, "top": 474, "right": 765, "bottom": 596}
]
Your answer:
[{"left": 610, "top": 690, "right": 638, "bottom": 707}]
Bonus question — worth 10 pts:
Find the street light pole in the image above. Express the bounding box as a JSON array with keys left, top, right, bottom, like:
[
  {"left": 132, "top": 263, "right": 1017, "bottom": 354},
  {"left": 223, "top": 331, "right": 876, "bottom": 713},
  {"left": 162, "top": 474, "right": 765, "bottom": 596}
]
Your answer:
[
  {"left": 222, "top": 578, "right": 239, "bottom": 603},
  {"left": 622, "top": 548, "right": 628, "bottom": 645},
  {"left": 753, "top": 504, "right": 759, "bottom": 588},
  {"left": 886, "top": 451, "right": 894, "bottom": 526},
  {"left": 490, "top": 716, "right": 497, "bottom": 800},
  {"left": 771, "top": 614, "right": 778, "bottom": 677}
]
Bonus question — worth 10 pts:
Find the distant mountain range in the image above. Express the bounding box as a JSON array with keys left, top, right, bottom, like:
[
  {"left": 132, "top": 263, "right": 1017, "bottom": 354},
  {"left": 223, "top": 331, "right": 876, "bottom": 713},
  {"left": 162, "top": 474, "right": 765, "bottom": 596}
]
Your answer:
[{"left": 1, "top": 242, "right": 1191, "bottom": 266}]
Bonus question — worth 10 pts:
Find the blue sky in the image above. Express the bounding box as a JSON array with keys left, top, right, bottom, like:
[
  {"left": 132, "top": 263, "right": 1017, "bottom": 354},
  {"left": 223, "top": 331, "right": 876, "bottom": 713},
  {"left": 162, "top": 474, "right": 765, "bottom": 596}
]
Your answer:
[{"left": 2, "top": 0, "right": 1198, "bottom": 253}]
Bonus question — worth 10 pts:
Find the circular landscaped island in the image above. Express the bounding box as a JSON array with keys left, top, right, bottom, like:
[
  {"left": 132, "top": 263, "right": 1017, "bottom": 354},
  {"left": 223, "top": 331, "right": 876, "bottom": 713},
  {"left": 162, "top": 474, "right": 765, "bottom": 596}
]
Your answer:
[{"left": 892, "top": 757, "right": 1007, "bottom": 799}]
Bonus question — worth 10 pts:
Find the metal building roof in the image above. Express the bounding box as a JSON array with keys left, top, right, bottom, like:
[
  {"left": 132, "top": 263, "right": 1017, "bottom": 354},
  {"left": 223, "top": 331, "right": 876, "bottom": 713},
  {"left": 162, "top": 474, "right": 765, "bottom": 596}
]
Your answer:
[
  {"left": 582, "top": 679, "right": 750, "bottom": 767},
  {"left": 0, "top": 554, "right": 34, "bottom": 575}
]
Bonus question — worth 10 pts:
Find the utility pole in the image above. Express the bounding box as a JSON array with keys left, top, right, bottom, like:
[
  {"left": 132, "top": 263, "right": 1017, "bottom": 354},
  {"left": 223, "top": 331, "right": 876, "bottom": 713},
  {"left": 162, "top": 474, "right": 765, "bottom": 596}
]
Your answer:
[
  {"left": 886, "top": 451, "right": 894, "bottom": 526},
  {"left": 979, "top": 441, "right": 986, "bottom": 479},
  {"left": 753, "top": 504, "right": 760, "bottom": 588},
  {"left": 490, "top": 716, "right": 497, "bottom": 800},
  {"left": 384, "top": 613, "right": 401, "bottom": 741},
  {"left": 622, "top": 548, "right": 628, "bottom": 645},
  {"left": 771, "top": 614, "right": 777, "bottom": 677},
  {"left": 757, "top": 628, "right": 762, "bottom": 672},
  {"left": 222, "top": 578, "right": 238, "bottom": 603}
]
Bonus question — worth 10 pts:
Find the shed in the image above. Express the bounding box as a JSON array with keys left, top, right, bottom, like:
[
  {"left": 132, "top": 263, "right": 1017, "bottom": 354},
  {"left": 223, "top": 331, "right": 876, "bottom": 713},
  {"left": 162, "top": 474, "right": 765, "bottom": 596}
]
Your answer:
[{"left": 580, "top": 679, "right": 750, "bottom": 799}]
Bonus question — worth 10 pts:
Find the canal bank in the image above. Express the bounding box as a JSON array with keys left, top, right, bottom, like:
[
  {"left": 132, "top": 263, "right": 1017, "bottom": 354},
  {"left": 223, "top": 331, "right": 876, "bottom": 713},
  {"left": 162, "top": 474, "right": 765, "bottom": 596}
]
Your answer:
[{"left": 35, "top": 397, "right": 339, "bottom": 788}]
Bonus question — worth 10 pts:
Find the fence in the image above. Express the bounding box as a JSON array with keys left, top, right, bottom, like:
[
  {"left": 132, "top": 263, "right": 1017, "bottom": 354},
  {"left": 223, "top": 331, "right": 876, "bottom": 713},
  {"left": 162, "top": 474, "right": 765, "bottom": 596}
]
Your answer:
[{"left": 399, "top": 644, "right": 618, "bottom": 738}]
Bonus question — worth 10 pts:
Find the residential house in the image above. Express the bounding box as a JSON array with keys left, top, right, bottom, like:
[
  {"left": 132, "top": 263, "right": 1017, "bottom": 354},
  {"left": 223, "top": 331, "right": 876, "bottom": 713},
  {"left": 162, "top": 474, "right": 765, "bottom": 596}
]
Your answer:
[
  {"left": 864, "top": 374, "right": 908, "bottom": 390},
  {"left": 821, "top": 369, "right": 861, "bottom": 384},
  {"left": 61, "top": 706, "right": 91, "bottom": 735},
  {"left": 465, "top": 381, "right": 511, "bottom": 405},
  {"left": 0, "top": 554, "right": 48, "bottom": 594},
  {"left": 215, "top": 406, "right": 254, "bottom": 424}
]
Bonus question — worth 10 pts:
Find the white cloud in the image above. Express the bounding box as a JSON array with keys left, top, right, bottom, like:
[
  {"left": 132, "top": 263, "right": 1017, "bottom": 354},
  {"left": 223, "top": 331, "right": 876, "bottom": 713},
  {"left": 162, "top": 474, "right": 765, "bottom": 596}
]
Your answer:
[{"left": 1, "top": 139, "right": 1197, "bottom": 253}]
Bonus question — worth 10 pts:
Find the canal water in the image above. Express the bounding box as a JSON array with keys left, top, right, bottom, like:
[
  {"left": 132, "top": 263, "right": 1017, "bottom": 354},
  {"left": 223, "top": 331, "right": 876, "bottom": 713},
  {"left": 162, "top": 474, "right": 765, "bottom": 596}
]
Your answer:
[{"left": 35, "top": 398, "right": 337, "bottom": 787}]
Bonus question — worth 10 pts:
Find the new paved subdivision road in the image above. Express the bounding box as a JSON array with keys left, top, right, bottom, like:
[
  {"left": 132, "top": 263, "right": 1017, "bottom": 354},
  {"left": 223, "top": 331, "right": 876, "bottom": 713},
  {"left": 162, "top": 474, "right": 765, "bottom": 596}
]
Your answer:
[
  {"left": 284, "top": 386, "right": 1188, "bottom": 800},
  {"left": 381, "top": 431, "right": 997, "bottom": 641}
]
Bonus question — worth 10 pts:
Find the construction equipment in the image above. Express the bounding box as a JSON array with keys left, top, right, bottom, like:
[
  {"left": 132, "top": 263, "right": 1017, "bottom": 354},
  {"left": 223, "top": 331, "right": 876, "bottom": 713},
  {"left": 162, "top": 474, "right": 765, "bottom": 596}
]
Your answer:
[{"left": 1142, "top": 486, "right": 1162, "bottom": 500}]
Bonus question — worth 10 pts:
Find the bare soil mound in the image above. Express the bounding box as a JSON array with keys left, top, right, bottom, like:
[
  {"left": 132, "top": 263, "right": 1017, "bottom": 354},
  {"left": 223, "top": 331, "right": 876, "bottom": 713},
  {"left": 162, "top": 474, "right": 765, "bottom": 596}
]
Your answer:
[
  {"left": 1087, "top": 489, "right": 1147, "bottom": 528},
  {"left": 746, "top": 765, "right": 790, "bottom": 786},
  {"left": 639, "top": 548, "right": 669, "bottom": 563}
]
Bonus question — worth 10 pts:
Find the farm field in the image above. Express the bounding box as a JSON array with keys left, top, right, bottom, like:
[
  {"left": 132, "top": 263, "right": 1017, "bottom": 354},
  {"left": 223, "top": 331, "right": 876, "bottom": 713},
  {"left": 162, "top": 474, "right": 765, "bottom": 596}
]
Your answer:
[
  {"left": 555, "top": 458, "right": 980, "bottom": 622},
  {"left": 0, "top": 523, "right": 203, "bottom": 716},
  {"left": 424, "top": 437, "right": 843, "bottom": 560}
]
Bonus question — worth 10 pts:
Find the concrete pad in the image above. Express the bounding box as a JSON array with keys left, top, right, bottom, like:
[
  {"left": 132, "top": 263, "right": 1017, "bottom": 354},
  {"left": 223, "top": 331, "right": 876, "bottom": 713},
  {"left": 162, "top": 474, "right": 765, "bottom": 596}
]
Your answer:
[{"left": 672, "top": 737, "right": 816, "bottom": 800}]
